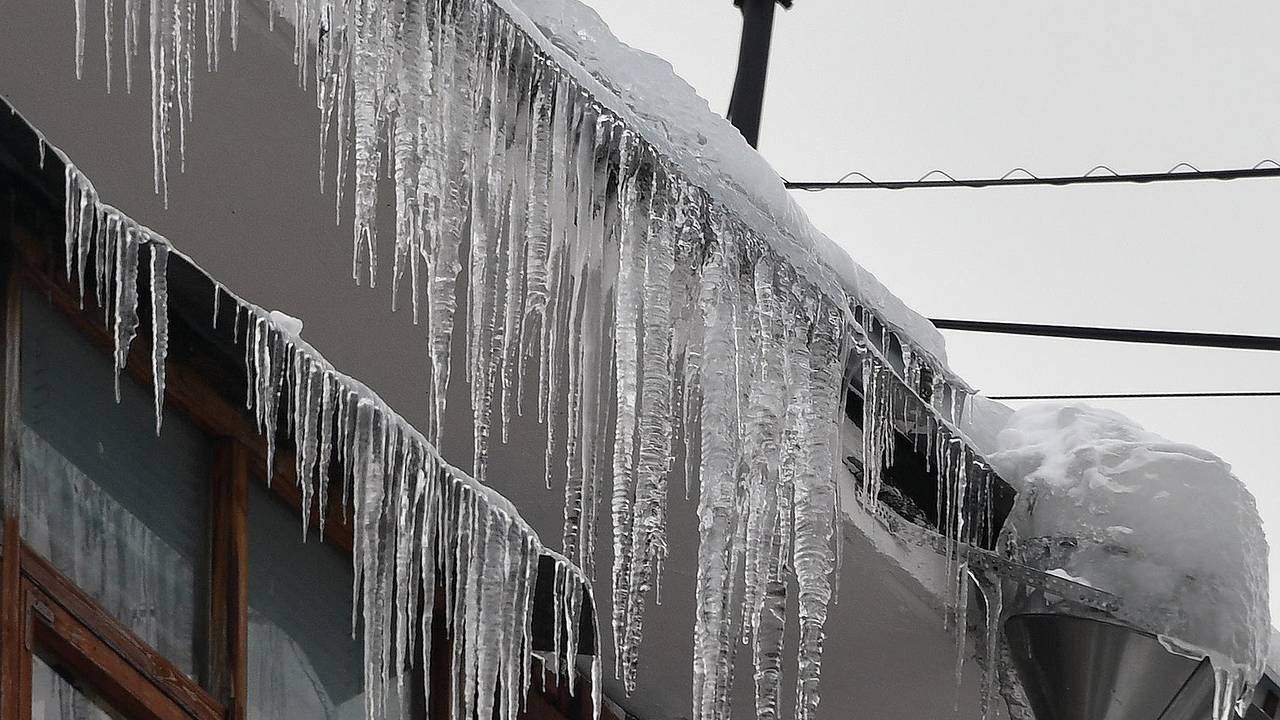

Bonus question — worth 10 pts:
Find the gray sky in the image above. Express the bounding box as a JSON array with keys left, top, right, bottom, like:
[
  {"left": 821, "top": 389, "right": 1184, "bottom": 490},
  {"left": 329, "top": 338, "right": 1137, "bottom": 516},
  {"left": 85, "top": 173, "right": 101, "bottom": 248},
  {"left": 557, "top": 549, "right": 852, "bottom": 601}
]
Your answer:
[{"left": 585, "top": 0, "right": 1280, "bottom": 620}]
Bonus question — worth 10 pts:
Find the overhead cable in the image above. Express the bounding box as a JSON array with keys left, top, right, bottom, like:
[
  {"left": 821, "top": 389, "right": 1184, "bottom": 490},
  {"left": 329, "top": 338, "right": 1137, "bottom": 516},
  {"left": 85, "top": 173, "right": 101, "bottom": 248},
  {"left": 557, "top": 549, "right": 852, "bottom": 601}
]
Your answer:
[
  {"left": 989, "top": 390, "right": 1280, "bottom": 401},
  {"left": 930, "top": 318, "right": 1280, "bottom": 352},
  {"left": 784, "top": 160, "right": 1280, "bottom": 191}
]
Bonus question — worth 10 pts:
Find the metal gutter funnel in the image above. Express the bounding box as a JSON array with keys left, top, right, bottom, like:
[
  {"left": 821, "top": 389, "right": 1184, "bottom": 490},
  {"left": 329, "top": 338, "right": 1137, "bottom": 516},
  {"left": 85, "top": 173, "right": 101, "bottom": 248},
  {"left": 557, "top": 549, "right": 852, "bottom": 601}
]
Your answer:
[
  {"left": 1004, "top": 613, "right": 1212, "bottom": 720},
  {"left": 1155, "top": 657, "right": 1215, "bottom": 720}
]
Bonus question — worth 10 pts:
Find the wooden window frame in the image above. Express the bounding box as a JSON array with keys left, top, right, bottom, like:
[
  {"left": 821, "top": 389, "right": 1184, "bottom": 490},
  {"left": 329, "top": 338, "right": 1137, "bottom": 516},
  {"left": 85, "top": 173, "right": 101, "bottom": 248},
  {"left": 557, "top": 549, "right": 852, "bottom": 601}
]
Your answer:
[
  {"left": 0, "top": 224, "right": 382, "bottom": 720},
  {"left": 0, "top": 233, "right": 251, "bottom": 720},
  {"left": 23, "top": 545, "right": 222, "bottom": 720}
]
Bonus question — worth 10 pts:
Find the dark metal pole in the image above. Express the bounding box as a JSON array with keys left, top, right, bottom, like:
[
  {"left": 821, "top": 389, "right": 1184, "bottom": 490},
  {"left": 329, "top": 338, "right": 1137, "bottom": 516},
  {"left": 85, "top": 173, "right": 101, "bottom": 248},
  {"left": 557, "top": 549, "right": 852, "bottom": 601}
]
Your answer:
[{"left": 728, "top": 0, "right": 789, "bottom": 148}]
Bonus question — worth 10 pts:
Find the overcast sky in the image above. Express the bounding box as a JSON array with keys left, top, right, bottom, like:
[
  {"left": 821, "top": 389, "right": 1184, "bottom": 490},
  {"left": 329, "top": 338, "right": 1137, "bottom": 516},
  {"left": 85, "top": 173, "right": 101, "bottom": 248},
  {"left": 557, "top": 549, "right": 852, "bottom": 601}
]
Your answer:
[{"left": 584, "top": 0, "right": 1280, "bottom": 621}]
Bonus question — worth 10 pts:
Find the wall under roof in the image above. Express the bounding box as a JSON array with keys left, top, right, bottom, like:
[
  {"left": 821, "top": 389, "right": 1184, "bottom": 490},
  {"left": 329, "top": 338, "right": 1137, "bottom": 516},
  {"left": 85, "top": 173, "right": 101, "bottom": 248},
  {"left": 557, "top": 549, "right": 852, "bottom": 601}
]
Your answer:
[{"left": 0, "top": 1, "right": 1008, "bottom": 718}]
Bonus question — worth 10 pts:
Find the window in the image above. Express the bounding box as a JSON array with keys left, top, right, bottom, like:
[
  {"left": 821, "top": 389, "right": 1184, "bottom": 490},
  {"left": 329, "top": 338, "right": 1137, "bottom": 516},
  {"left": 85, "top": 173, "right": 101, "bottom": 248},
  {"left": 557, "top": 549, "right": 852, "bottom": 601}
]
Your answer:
[
  {"left": 18, "top": 289, "right": 213, "bottom": 687},
  {"left": 32, "top": 647, "right": 129, "bottom": 720},
  {"left": 246, "top": 481, "right": 365, "bottom": 720}
]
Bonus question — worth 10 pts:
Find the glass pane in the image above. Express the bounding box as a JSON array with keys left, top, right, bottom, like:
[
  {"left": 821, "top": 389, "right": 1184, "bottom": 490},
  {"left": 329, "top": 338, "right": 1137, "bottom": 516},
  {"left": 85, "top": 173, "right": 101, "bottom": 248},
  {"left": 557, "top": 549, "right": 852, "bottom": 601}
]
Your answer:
[
  {"left": 247, "top": 482, "right": 368, "bottom": 720},
  {"left": 31, "top": 649, "right": 130, "bottom": 720},
  {"left": 19, "top": 290, "right": 211, "bottom": 684}
]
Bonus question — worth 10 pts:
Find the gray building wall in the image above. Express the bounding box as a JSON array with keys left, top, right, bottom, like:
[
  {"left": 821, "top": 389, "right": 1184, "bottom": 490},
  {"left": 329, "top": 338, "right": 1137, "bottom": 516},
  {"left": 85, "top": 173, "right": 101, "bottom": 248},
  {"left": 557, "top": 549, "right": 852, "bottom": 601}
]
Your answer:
[{"left": 0, "top": 1, "right": 1010, "bottom": 718}]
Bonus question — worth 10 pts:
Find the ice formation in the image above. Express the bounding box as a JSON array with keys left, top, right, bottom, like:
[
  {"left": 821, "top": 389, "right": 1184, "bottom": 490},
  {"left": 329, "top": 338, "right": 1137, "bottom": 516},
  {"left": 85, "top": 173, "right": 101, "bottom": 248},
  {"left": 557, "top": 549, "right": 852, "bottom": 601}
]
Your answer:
[
  {"left": 57, "top": 156, "right": 598, "bottom": 720},
  {"left": 52, "top": 0, "right": 1270, "bottom": 719},
  {"left": 56, "top": 0, "right": 1004, "bottom": 718},
  {"left": 21, "top": 426, "right": 199, "bottom": 677},
  {"left": 988, "top": 404, "right": 1270, "bottom": 718}
]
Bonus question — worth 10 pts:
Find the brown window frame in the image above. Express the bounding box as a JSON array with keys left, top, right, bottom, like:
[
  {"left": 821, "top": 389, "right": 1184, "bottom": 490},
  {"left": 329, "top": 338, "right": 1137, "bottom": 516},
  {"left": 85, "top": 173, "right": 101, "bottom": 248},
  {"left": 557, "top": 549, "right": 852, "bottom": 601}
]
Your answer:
[
  {"left": 23, "top": 545, "right": 223, "bottom": 720},
  {"left": 0, "top": 225, "right": 398, "bottom": 720},
  {"left": 0, "top": 231, "right": 262, "bottom": 720}
]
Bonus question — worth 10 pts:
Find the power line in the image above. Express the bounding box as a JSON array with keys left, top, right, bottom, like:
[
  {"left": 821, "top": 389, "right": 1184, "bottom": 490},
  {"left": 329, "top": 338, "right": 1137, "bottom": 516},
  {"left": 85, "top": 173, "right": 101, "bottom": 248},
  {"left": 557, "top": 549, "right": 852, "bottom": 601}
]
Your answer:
[
  {"left": 930, "top": 318, "right": 1280, "bottom": 352},
  {"left": 784, "top": 161, "right": 1280, "bottom": 191},
  {"left": 990, "top": 390, "right": 1280, "bottom": 401}
]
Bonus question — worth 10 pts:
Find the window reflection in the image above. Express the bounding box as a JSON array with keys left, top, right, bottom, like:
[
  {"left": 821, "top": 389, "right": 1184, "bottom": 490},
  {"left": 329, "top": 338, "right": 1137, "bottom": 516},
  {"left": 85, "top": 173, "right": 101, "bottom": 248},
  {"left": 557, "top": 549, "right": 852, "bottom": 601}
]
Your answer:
[
  {"left": 247, "top": 482, "right": 378, "bottom": 720},
  {"left": 19, "top": 290, "right": 211, "bottom": 683},
  {"left": 31, "top": 649, "right": 129, "bottom": 720}
]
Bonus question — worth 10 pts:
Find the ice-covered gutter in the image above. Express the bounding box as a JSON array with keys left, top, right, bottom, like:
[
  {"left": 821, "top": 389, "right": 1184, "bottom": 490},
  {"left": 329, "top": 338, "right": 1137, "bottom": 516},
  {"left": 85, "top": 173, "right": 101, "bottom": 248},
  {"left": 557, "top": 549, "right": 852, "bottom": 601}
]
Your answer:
[
  {"left": 5, "top": 101, "right": 598, "bottom": 720},
  {"left": 980, "top": 402, "right": 1270, "bottom": 715},
  {"left": 51, "top": 0, "right": 1269, "bottom": 719}
]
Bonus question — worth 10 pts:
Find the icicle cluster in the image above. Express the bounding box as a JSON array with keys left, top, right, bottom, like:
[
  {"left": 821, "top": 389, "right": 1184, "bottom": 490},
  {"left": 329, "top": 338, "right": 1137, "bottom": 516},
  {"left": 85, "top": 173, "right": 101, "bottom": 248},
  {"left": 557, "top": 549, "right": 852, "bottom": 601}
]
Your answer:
[
  {"left": 58, "top": 160, "right": 598, "bottom": 720},
  {"left": 305, "top": 8, "right": 859, "bottom": 716},
  {"left": 852, "top": 306, "right": 999, "bottom": 554},
  {"left": 62, "top": 162, "right": 170, "bottom": 427},
  {"left": 849, "top": 309, "right": 1026, "bottom": 717},
  {"left": 56, "top": 0, "right": 1278, "bottom": 715},
  {"left": 239, "top": 303, "right": 597, "bottom": 720},
  {"left": 646, "top": 224, "right": 848, "bottom": 720},
  {"left": 61, "top": 2, "right": 1058, "bottom": 719}
]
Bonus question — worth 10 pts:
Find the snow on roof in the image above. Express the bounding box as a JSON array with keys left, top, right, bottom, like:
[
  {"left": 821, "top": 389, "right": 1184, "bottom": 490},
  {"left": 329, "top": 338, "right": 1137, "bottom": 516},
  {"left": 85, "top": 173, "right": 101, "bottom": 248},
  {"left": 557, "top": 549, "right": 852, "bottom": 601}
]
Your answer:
[{"left": 498, "top": 0, "right": 950, "bottom": 363}]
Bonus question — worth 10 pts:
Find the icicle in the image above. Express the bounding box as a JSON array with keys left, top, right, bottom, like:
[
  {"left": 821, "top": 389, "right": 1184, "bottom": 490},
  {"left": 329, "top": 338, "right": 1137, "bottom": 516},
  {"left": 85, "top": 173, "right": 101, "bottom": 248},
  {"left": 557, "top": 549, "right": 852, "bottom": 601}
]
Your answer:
[
  {"left": 463, "top": 12, "right": 503, "bottom": 481},
  {"left": 609, "top": 134, "right": 644, "bottom": 676},
  {"left": 349, "top": 0, "right": 386, "bottom": 285},
  {"left": 521, "top": 61, "right": 554, "bottom": 386},
  {"left": 390, "top": 438, "right": 421, "bottom": 714},
  {"left": 296, "top": 361, "right": 323, "bottom": 534},
  {"left": 561, "top": 105, "right": 612, "bottom": 578},
  {"left": 677, "top": 198, "right": 706, "bottom": 504},
  {"left": 499, "top": 37, "right": 535, "bottom": 438},
  {"left": 63, "top": 165, "right": 80, "bottom": 283},
  {"left": 952, "top": 559, "right": 970, "bottom": 709},
  {"left": 104, "top": 0, "right": 115, "bottom": 92},
  {"left": 203, "top": 0, "right": 219, "bottom": 71},
  {"left": 388, "top": 0, "right": 427, "bottom": 319},
  {"left": 739, "top": 255, "right": 787, "bottom": 720},
  {"left": 317, "top": 370, "right": 335, "bottom": 527},
  {"left": 83, "top": 198, "right": 102, "bottom": 308},
  {"left": 75, "top": 0, "right": 87, "bottom": 80},
  {"left": 859, "top": 350, "right": 895, "bottom": 510},
  {"left": 149, "top": 242, "right": 170, "bottom": 435},
  {"left": 112, "top": 225, "right": 141, "bottom": 402},
  {"left": 226, "top": 0, "right": 237, "bottom": 50},
  {"left": 972, "top": 567, "right": 1003, "bottom": 720},
  {"left": 691, "top": 229, "right": 744, "bottom": 720},
  {"left": 792, "top": 300, "right": 841, "bottom": 720},
  {"left": 616, "top": 163, "right": 678, "bottom": 692},
  {"left": 1212, "top": 668, "right": 1244, "bottom": 720}
]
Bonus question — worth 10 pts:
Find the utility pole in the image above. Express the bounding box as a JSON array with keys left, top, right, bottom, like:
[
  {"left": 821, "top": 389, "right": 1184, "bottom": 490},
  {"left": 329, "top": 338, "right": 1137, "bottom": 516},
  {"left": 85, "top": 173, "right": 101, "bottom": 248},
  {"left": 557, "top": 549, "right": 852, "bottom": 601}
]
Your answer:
[{"left": 727, "top": 0, "right": 791, "bottom": 148}]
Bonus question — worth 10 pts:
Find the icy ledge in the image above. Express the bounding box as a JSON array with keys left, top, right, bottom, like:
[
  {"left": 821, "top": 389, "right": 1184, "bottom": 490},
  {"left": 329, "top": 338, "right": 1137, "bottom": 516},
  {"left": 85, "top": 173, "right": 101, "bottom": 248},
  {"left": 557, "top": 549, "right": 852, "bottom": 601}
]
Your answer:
[
  {"left": 56, "top": 149, "right": 600, "bottom": 720},
  {"left": 61, "top": 0, "right": 1268, "bottom": 719},
  {"left": 984, "top": 403, "right": 1270, "bottom": 716}
]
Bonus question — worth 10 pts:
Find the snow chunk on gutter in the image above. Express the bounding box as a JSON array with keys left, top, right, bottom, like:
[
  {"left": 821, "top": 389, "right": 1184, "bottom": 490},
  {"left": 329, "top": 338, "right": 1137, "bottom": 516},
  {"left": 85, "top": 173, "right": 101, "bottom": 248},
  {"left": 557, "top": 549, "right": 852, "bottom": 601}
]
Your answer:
[{"left": 988, "top": 403, "right": 1269, "bottom": 684}]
